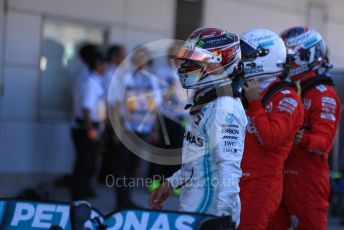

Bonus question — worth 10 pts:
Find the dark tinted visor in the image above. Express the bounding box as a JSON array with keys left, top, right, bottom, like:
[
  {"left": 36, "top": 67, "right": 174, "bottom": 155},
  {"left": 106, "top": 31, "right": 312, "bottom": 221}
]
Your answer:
[{"left": 240, "top": 39, "right": 259, "bottom": 61}]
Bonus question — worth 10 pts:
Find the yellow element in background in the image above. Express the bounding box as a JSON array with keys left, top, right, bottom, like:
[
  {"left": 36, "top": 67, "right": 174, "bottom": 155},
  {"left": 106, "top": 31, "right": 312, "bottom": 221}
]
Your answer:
[
  {"left": 127, "top": 99, "right": 137, "bottom": 112},
  {"left": 147, "top": 97, "right": 156, "bottom": 111}
]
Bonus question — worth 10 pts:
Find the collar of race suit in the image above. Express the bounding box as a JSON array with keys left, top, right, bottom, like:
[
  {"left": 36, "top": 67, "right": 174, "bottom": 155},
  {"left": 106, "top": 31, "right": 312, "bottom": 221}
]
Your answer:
[{"left": 292, "top": 71, "right": 317, "bottom": 83}]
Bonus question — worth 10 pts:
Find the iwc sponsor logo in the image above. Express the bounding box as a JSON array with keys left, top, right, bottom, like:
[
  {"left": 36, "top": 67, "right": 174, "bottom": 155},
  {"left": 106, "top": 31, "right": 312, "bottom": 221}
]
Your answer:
[{"left": 225, "top": 141, "right": 236, "bottom": 147}]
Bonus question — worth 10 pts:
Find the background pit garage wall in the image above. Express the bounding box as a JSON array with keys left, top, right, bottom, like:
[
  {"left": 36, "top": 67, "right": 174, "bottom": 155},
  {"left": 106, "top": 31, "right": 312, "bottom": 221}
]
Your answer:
[
  {"left": 0, "top": 0, "right": 343, "bottom": 174},
  {"left": 203, "top": 0, "right": 344, "bottom": 69},
  {"left": 0, "top": 0, "right": 176, "bottom": 174}
]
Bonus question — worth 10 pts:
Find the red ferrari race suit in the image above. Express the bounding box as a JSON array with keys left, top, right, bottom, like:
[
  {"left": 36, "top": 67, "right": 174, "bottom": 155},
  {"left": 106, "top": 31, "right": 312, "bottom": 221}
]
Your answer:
[
  {"left": 239, "top": 79, "right": 304, "bottom": 230},
  {"left": 280, "top": 72, "right": 341, "bottom": 229}
]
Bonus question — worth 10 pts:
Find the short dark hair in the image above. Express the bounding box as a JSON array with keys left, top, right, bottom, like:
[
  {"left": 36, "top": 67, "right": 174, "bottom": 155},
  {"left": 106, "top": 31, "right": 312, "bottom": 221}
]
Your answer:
[
  {"left": 107, "top": 44, "right": 124, "bottom": 61},
  {"left": 88, "top": 50, "right": 107, "bottom": 71},
  {"left": 78, "top": 43, "right": 97, "bottom": 65}
]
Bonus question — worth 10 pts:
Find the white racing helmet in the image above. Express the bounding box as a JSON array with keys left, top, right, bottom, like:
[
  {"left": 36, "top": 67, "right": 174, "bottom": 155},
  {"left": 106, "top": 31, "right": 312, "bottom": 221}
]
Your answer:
[
  {"left": 280, "top": 26, "right": 326, "bottom": 81},
  {"left": 240, "top": 28, "right": 287, "bottom": 80}
]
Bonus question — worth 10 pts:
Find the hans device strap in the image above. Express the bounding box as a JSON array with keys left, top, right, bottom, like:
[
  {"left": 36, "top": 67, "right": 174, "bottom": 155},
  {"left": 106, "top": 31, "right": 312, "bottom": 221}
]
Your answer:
[
  {"left": 281, "top": 53, "right": 293, "bottom": 79},
  {"left": 261, "top": 81, "right": 296, "bottom": 106},
  {"left": 301, "top": 75, "right": 334, "bottom": 95},
  {"left": 189, "top": 84, "right": 234, "bottom": 115},
  {"left": 188, "top": 62, "right": 245, "bottom": 115}
]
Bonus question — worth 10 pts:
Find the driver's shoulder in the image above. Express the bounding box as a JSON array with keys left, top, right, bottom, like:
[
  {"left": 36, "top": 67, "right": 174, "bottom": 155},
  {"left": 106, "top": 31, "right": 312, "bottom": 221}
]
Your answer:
[{"left": 208, "top": 96, "right": 246, "bottom": 123}]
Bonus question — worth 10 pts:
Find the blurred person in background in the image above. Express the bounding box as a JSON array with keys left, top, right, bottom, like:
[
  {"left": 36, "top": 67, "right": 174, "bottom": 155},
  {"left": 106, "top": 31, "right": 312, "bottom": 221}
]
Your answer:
[
  {"left": 110, "top": 47, "right": 162, "bottom": 210},
  {"left": 104, "top": 44, "right": 126, "bottom": 98},
  {"left": 238, "top": 29, "right": 304, "bottom": 230},
  {"left": 71, "top": 48, "right": 107, "bottom": 200},
  {"left": 74, "top": 43, "right": 98, "bottom": 86},
  {"left": 55, "top": 43, "right": 98, "bottom": 191},
  {"left": 99, "top": 44, "right": 125, "bottom": 183},
  {"left": 148, "top": 43, "right": 187, "bottom": 191},
  {"left": 272, "top": 27, "right": 341, "bottom": 229},
  {"left": 149, "top": 28, "right": 247, "bottom": 228}
]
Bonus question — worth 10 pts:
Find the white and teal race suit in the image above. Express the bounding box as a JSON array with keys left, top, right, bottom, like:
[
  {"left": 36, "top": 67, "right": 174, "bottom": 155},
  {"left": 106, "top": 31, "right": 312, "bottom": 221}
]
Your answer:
[{"left": 167, "top": 95, "right": 247, "bottom": 227}]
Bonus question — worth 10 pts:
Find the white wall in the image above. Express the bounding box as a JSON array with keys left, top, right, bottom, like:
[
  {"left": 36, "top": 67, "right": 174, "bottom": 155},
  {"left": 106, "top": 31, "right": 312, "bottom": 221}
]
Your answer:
[
  {"left": 0, "top": 0, "right": 176, "bottom": 174},
  {"left": 203, "top": 0, "right": 344, "bottom": 68},
  {"left": 8, "top": 0, "right": 176, "bottom": 51},
  {"left": 203, "top": 0, "right": 305, "bottom": 34},
  {"left": 0, "top": 0, "right": 4, "bottom": 173},
  {"left": 0, "top": 9, "right": 74, "bottom": 174},
  {"left": 0, "top": 0, "right": 4, "bottom": 115},
  {"left": 326, "top": 0, "right": 344, "bottom": 69}
]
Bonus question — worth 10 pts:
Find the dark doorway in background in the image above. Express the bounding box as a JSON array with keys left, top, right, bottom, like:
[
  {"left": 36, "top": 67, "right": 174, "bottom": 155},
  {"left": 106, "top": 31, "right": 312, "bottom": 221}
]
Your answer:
[{"left": 174, "top": 0, "right": 203, "bottom": 40}]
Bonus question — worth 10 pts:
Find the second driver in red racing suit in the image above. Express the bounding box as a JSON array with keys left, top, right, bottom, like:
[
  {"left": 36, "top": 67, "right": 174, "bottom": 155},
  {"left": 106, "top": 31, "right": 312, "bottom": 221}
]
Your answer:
[
  {"left": 239, "top": 29, "right": 304, "bottom": 230},
  {"left": 271, "top": 26, "right": 341, "bottom": 230}
]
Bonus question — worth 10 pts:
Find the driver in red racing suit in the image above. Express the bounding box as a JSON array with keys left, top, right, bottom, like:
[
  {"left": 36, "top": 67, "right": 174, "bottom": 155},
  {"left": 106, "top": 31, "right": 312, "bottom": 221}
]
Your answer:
[
  {"left": 239, "top": 29, "right": 304, "bottom": 229},
  {"left": 271, "top": 27, "right": 341, "bottom": 229}
]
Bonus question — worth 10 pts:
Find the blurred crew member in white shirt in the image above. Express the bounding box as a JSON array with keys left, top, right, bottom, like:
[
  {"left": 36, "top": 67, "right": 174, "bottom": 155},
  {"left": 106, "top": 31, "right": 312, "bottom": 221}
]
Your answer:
[
  {"left": 74, "top": 43, "right": 97, "bottom": 90},
  {"left": 103, "top": 45, "right": 126, "bottom": 98},
  {"left": 71, "top": 49, "right": 107, "bottom": 200}
]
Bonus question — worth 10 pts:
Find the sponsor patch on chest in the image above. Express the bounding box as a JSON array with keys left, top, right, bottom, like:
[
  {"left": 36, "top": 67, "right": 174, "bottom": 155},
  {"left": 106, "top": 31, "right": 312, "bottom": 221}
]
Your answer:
[
  {"left": 320, "top": 96, "right": 337, "bottom": 121},
  {"left": 184, "top": 131, "right": 204, "bottom": 147},
  {"left": 316, "top": 84, "right": 327, "bottom": 92},
  {"left": 226, "top": 113, "right": 235, "bottom": 124},
  {"left": 281, "top": 89, "right": 291, "bottom": 95},
  {"left": 278, "top": 97, "right": 298, "bottom": 114}
]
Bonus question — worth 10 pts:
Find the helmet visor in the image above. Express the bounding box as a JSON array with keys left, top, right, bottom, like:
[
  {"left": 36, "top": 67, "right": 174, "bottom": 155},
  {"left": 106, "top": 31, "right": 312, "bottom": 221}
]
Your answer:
[
  {"left": 240, "top": 39, "right": 270, "bottom": 62},
  {"left": 240, "top": 39, "right": 258, "bottom": 60},
  {"left": 176, "top": 47, "right": 222, "bottom": 63}
]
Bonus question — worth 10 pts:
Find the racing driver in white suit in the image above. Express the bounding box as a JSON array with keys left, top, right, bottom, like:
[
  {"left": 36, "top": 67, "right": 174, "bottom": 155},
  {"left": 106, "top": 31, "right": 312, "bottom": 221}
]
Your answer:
[{"left": 149, "top": 27, "right": 248, "bottom": 227}]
